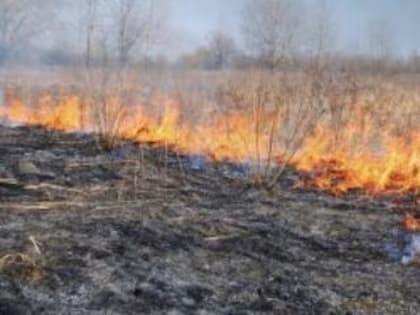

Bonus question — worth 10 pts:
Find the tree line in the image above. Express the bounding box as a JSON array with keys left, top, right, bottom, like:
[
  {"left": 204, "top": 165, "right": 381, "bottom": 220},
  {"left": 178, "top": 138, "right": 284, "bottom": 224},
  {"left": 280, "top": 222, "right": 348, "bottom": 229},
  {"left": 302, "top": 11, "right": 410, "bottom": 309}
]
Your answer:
[{"left": 0, "top": 0, "right": 416, "bottom": 73}]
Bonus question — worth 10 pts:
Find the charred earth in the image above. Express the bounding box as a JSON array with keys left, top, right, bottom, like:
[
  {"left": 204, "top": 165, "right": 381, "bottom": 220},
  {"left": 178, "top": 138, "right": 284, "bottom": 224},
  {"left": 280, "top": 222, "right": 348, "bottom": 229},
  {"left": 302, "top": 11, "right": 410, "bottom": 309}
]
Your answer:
[{"left": 0, "top": 125, "right": 419, "bottom": 315}]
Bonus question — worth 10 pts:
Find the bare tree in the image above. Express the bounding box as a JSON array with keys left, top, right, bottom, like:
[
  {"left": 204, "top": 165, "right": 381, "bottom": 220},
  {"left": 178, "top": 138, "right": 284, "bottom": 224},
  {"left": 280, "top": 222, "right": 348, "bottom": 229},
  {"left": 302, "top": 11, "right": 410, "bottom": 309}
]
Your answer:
[
  {"left": 76, "top": 0, "right": 168, "bottom": 69},
  {"left": 0, "top": 0, "right": 52, "bottom": 65},
  {"left": 367, "top": 18, "right": 395, "bottom": 59},
  {"left": 365, "top": 18, "right": 396, "bottom": 73},
  {"left": 111, "top": 0, "right": 167, "bottom": 67},
  {"left": 206, "top": 31, "right": 237, "bottom": 70},
  {"left": 73, "top": 0, "right": 168, "bottom": 149},
  {"left": 307, "top": 0, "right": 336, "bottom": 65},
  {"left": 241, "top": 0, "right": 306, "bottom": 69},
  {"left": 84, "top": 0, "right": 99, "bottom": 69}
]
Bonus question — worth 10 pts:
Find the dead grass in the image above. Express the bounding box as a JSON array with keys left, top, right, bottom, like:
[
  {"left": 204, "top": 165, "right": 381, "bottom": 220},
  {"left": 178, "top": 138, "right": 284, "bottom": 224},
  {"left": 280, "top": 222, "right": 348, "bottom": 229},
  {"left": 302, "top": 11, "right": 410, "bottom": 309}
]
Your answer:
[
  {"left": 212, "top": 71, "right": 329, "bottom": 188},
  {"left": 0, "top": 236, "right": 46, "bottom": 284},
  {"left": 4, "top": 68, "right": 420, "bottom": 190}
]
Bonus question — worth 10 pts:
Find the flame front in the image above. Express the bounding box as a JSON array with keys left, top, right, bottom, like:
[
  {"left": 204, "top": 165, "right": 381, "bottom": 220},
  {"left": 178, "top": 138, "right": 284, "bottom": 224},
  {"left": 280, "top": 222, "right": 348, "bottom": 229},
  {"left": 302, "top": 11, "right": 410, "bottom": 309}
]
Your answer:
[{"left": 0, "top": 87, "right": 419, "bottom": 196}]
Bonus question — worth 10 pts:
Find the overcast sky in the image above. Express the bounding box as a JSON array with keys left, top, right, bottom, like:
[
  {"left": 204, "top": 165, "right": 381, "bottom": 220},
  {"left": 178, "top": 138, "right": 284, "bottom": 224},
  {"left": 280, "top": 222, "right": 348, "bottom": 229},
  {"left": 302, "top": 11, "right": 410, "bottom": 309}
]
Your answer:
[{"left": 168, "top": 0, "right": 420, "bottom": 56}]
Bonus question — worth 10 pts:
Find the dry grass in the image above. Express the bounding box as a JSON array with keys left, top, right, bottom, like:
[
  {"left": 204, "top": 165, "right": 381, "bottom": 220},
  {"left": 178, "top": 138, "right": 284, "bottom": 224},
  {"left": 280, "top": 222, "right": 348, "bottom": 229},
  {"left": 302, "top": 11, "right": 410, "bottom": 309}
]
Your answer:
[
  {"left": 0, "top": 236, "right": 46, "bottom": 284},
  {"left": 3, "top": 68, "right": 420, "bottom": 190}
]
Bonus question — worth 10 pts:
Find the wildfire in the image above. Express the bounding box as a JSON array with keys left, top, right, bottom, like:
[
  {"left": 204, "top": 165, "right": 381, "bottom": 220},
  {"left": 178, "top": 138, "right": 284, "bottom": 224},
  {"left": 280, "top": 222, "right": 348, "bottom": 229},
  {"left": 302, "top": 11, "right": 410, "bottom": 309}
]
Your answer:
[
  {"left": 295, "top": 128, "right": 420, "bottom": 195},
  {"left": 404, "top": 213, "right": 420, "bottom": 232},
  {"left": 0, "top": 88, "right": 419, "bottom": 197}
]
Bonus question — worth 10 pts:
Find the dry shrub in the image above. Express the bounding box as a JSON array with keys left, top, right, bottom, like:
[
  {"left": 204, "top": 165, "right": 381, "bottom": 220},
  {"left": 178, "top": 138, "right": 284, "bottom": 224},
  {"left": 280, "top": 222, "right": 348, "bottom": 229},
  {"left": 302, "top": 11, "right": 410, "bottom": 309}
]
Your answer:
[
  {"left": 82, "top": 67, "right": 132, "bottom": 151},
  {"left": 4, "top": 68, "right": 420, "bottom": 191},
  {"left": 214, "top": 71, "right": 328, "bottom": 188}
]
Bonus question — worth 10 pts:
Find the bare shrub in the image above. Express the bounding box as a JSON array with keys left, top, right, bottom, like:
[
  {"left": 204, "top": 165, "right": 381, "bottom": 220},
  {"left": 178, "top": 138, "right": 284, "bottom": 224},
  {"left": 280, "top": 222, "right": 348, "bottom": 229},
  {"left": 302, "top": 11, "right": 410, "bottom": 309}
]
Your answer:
[{"left": 215, "top": 71, "right": 327, "bottom": 188}]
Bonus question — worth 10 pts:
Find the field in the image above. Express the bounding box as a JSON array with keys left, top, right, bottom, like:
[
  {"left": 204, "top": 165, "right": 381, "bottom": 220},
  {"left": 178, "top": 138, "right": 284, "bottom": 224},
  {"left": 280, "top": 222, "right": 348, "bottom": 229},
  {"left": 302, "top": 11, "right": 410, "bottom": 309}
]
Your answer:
[
  {"left": 0, "top": 68, "right": 419, "bottom": 314},
  {"left": 1, "top": 68, "right": 419, "bottom": 195},
  {"left": 0, "top": 123, "right": 419, "bottom": 314}
]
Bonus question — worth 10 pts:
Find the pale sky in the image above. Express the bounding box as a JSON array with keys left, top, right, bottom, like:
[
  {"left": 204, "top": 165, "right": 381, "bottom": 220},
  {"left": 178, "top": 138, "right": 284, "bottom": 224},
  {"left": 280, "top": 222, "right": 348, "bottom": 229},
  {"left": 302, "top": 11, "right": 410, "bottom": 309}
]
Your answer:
[
  {"left": 169, "top": 0, "right": 244, "bottom": 52},
  {"left": 168, "top": 0, "right": 420, "bottom": 56}
]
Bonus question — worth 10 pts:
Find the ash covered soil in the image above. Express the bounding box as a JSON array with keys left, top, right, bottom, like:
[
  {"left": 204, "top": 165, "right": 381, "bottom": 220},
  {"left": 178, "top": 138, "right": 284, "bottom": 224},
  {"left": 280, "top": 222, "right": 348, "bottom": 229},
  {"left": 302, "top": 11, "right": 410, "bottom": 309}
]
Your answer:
[{"left": 0, "top": 125, "right": 419, "bottom": 315}]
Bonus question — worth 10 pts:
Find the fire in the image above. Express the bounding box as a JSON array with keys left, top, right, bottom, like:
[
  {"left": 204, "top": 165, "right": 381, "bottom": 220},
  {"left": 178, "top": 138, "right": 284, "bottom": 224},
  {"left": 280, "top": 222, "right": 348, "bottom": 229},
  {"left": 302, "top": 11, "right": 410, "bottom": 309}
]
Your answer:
[
  {"left": 0, "top": 88, "right": 419, "bottom": 197},
  {"left": 404, "top": 213, "right": 420, "bottom": 232},
  {"left": 0, "top": 92, "right": 32, "bottom": 124},
  {"left": 297, "top": 125, "right": 420, "bottom": 195}
]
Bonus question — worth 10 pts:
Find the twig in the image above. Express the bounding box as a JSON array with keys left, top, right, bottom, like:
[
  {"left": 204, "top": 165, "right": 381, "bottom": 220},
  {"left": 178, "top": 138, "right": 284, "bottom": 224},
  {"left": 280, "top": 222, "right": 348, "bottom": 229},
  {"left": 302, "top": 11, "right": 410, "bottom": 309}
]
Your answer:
[{"left": 29, "top": 236, "right": 42, "bottom": 255}]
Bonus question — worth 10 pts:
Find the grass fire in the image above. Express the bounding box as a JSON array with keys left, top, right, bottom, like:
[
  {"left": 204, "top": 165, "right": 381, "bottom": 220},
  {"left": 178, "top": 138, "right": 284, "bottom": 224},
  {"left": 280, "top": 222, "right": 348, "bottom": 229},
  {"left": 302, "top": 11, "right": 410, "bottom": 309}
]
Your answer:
[
  {"left": 0, "top": 0, "right": 420, "bottom": 314},
  {"left": 1, "top": 79, "right": 419, "bottom": 196}
]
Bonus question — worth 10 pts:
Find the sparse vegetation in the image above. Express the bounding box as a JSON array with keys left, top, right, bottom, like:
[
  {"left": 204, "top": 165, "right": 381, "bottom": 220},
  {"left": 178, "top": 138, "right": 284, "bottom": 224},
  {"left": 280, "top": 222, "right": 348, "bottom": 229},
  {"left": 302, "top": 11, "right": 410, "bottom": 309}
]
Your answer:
[
  {"left": 0, "top": 236, "right": 46, "bottom": 284},
  {"left": 0, "top": 1, "right": 420, "bottom": 314},
  {"left": 1, "top": 67, "right": 419, "bottom": 193}
]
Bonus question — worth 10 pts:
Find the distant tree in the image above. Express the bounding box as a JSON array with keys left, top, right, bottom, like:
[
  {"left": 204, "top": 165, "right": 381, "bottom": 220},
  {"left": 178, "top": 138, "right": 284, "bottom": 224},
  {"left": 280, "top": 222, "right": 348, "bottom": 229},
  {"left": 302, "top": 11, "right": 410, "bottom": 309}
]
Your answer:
[
  {"left": 366, "top": 18, "right": 396, "bottom": 73},
  {"left": 42, "top": 45, "right": 79, "bottom": 66},
  {"left": 407, "top": 51, "right": 420, "bottom": 73},
  {"left": 177, "top": 47, "right": 211, "bottom": 69},
  {"left": 84, "top": 0, "right": 99, "bottom": 69},
  {"left": 0, "top": 0, "right": 53, "bottom": 65},
  {"left": 241, "top": 0, "right": 306, "bottom": 69},
  {"left": 307, "top": 0, "right": 336, "bottom": 66},
  {"left": 111, "top": 0, "right": 167, "bottom": 67},
  {"left": 206, "top": 31, "right": 237, "bottom": 70},
  {"left": 367, "top": 18, "right": 395, "bottom": 59}
]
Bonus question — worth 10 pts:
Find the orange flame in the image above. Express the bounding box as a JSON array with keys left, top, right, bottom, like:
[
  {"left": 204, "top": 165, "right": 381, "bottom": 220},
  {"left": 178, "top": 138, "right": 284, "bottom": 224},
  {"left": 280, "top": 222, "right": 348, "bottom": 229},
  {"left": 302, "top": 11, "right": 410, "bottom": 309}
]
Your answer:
[
  {"left": 0, "top": 89, "right": 419, "bottom": 196},
  {"left": 404, "top": 213, "right": 420, "bottom": 232}
]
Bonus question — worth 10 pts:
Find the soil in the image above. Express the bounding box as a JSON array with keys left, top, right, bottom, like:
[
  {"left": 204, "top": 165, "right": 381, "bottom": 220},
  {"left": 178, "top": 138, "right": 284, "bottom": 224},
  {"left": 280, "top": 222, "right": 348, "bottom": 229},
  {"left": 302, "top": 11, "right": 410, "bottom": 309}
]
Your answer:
[{"left": 0, "top": 125, "right": 419, "bottom": 315}]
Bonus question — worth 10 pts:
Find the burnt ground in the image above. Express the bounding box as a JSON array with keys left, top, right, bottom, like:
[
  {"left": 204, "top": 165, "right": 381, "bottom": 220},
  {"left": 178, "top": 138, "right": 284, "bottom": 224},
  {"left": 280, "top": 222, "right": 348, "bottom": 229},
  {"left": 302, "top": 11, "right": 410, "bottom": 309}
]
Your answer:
[{"left": 0, "top": 125, "right": 419, "bottom": 315}]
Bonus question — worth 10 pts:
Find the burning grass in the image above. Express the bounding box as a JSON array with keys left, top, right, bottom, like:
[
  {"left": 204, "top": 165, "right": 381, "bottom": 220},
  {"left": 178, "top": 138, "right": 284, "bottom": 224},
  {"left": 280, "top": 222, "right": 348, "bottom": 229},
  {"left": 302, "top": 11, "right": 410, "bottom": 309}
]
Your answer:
[{"left": 0, "top": 71, "right": 419, "bottom": 197}]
